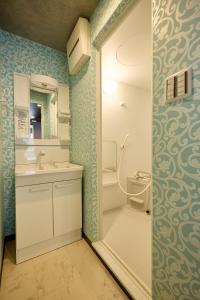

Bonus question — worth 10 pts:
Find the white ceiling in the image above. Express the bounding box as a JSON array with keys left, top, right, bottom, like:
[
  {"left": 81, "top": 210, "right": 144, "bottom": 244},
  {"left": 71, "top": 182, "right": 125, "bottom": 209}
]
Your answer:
[{"left": 102, "top": 0, "right": 151, "bottom": 91}]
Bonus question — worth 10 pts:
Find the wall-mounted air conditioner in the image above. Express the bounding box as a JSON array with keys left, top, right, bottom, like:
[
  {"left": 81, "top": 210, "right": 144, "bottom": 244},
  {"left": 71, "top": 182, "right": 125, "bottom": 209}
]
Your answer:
[{"left": 67, "top": 17, "right": 91, "bottom": 75}]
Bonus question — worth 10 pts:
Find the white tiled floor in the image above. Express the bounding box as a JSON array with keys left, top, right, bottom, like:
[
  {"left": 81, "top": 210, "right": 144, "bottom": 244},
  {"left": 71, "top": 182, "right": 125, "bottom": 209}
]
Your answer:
[{"left": 0, "top": 239, "right": 129, "bottom": 300}]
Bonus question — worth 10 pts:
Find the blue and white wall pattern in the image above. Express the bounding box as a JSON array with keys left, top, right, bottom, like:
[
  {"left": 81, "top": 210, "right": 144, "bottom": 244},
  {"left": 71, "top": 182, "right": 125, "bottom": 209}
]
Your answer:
[
  {"left": 0, "top": 30, "right": 69, "bottom": 236},
  {"left": 0, "top": 1, "right": 200, "bottom": 299},
  {"left": 71, "top": 0, "right": 200, "bottom": 298},
  {"left": 70, "top": 0, "right": 132, "bottom": 241},
  {"left": 153, "top": 1, "right": 200, "bottom": 299},
  {"left": 0, "top": 100, "right": 4, "bottom": 275}
]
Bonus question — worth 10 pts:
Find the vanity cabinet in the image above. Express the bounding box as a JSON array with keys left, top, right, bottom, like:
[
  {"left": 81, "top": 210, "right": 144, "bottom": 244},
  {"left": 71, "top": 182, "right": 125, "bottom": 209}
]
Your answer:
[
  {"left": 15, "top": 168, "right": 83, "bottom": 264},
  {"left": 16, "top": 183, "right": 53, "bottom": 249},
  {"left": 53, "top": 180, "right": 82, "bottom": 237}
]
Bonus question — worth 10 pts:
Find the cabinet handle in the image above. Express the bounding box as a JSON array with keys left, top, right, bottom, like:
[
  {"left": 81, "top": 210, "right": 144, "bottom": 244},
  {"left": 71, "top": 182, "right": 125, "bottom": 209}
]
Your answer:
[
  {"left": 29, "top": 187, "right": 50, "bottom": 193},
  {"left": 55, "top": 183, "right": 73, "bottom": 189}
]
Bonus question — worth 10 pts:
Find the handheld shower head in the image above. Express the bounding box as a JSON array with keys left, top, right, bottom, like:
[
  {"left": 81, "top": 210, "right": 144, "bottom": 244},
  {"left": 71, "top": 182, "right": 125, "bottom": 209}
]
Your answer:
[{"left": 121, "top": 134, "right": 130, "bottom": 150}]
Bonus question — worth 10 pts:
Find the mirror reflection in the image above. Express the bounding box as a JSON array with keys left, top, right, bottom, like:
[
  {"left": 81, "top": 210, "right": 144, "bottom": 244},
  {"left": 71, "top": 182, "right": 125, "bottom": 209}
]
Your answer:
[{"left": 30, "top": 88, "right": 57, "bottom": 139}]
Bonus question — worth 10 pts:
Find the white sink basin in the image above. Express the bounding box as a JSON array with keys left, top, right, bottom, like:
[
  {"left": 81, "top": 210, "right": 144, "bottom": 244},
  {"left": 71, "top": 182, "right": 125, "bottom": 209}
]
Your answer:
[
  {"left": 15, "top": 162, "right": 84, "bottom": 187},
  {"left": 15, "top": 163, "right": 83, "bottom": 176}
]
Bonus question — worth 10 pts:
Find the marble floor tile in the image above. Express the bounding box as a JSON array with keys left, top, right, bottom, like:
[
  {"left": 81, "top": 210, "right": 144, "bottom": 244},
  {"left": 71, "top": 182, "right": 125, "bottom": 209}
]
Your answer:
[
  {"left": 66, "top": 240, "right": 128, "bottom": 300},
  {"left": 0, "top": 239, "right": 129, "bottom": 300}
]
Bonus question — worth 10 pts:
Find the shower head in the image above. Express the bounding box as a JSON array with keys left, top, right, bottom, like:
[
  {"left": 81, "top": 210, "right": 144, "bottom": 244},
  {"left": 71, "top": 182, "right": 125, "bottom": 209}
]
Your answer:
[{"left": 121, "top": 134, "right": 130, "bottom": 150}]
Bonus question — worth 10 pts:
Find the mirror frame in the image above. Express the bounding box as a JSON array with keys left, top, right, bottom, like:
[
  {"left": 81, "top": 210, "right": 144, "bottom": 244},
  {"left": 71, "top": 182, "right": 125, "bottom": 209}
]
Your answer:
[{"left": 14, "top": 73, "right": 70, "bottom": 146}]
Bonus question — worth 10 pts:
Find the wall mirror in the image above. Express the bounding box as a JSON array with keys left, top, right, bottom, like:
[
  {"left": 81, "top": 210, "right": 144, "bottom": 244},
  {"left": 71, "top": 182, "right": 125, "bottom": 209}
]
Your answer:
[
  {"left": 29, "top": 74, "right": 58, "bottom": 140},
  {"left": 14, "top": 73, "right": 70, "bottom": 145},
  {"left": 30, "top": 87, "right": 57, "bottom": 139}
]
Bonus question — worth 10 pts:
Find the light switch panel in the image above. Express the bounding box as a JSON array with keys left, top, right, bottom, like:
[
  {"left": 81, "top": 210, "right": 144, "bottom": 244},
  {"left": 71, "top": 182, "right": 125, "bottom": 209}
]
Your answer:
[
  {"left": 166, "top": 76, "right": 175, "bottom": 101},
  {"left": 165, "top": 67, "right": 192, "bottom": 103}
]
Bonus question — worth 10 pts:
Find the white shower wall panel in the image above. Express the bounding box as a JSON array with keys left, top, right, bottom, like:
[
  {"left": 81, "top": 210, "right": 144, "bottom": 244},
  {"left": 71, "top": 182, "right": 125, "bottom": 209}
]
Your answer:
[{"left": 102, "top": 81, "right": 152, "bottom": 180}]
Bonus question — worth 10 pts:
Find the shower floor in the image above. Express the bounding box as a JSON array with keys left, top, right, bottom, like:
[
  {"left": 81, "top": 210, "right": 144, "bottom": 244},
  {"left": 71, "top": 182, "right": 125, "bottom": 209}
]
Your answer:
[{"left": 93, "top": 205, "right": 151, "bottom": 300}]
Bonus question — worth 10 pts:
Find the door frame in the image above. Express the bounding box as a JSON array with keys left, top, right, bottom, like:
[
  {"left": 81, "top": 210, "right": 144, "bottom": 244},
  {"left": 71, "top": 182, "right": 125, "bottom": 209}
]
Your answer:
[{"left": 95, "top": 0, "right": 153, "bottom": 242}]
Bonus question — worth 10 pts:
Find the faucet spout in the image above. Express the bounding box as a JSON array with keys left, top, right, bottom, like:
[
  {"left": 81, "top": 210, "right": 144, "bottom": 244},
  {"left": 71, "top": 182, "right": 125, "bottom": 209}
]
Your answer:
[{"left": 37, "top": 150, "right": 46, "bottom": 169}]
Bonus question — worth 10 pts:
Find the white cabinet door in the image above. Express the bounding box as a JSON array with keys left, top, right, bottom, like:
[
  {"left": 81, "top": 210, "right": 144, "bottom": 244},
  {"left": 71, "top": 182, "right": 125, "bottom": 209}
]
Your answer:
[
  {"left": 14, "top": 73, "right": 30, "bottom": 108},
  {"left": 57, "top": 84, "right": 70, "bottom": 141},
  {"left": 14, "top": 73, "right": 30, "bottom": 139},
  {"left": 57, "top": 84, "right": 69, "bottom": 115},
  {"left": 16, "top": 183, "right": 53, "bottom": 249},
  {"left": 53, "top": 179, "right": 82, "bottom": 237}
]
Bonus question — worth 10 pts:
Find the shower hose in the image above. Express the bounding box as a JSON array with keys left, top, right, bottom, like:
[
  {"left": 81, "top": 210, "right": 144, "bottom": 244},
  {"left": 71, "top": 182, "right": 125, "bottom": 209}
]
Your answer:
[{"left": 117, "top": 134, "right": 152, "bottom": 197}]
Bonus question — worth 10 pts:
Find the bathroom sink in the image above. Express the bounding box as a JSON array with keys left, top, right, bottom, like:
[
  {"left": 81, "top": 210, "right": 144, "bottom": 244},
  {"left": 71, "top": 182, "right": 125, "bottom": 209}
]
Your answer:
[
  {"left": 15, "top": 162, "right": 84, "bottom": 187},
  {"left": 15, "top": 162, "right": 83, "bottom": 176}
]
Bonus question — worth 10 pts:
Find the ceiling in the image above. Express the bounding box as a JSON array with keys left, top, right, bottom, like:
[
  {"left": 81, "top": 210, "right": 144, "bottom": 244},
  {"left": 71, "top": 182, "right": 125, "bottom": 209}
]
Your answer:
[
  {"left": 0, "top": 0, "right": 99, "bottom": 52},
  {"left": 102, "top": 0, "right": 151, "bottom": 91}
]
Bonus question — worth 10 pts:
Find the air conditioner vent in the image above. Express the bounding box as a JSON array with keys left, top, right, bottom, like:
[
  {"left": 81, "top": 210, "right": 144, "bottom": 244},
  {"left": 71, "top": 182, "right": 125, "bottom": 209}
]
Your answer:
[{"left": 66, "top": 18, "right": 91, "bottom": 75}]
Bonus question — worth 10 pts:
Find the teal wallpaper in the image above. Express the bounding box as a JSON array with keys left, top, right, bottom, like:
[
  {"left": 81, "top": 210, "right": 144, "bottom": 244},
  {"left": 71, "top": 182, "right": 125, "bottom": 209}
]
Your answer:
[
  {"left": 0, "top": 101, "right": 4, "bottom": 275},
  {"left": 0, "top": 30, "right": 69, "bottom": 236},
  {"left": 153, "top": 1, "right": 200, "bottom": 299},
  {"left": 0, "top": 1, "right": 199, "bottom": 298},
  {"left": 70, "top": 0, "right": 132, "bottom": 241},
  {"left": 71, "top": 0, "right": 200, "bottom": 299}
]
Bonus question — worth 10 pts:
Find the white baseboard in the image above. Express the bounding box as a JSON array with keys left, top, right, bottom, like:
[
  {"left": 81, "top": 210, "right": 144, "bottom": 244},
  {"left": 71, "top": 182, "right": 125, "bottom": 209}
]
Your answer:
[{"left": 16, "top": 229, "right": 82, "bottom": 264}]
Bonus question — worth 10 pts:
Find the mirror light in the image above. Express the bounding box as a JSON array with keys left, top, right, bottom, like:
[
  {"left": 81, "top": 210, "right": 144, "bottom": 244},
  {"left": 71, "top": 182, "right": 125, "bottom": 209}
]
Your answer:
[
  {"left": 31, "top": 74, "right": 58, "bottom": 90},
  {"left": 103, "top": 79, "right": 117, "bottom": 96}
]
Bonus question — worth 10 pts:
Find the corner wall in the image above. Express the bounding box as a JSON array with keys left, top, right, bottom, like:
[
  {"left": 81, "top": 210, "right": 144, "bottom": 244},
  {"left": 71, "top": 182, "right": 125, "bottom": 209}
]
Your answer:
[
  {"left": 0, "top": 101, "right": 4, "bottom": 277},
  {"left": 70, "top": 0, "right": 133, "bottom": 242},
  {"left": 0, "top": 30, "right": 69, "bottom": 236},
  {"left": 70, "top": 0, "right": 200, "bottom": 299},
  {"left": 152, "top": 1, "right": 200, "bottom": 299}
]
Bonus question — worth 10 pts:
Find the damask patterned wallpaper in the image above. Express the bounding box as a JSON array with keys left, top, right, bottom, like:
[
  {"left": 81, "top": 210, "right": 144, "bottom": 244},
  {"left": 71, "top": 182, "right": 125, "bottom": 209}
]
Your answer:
[
  {"left": 0, "top": 102, "right": 4, "bottom": 274},
  {"left": 0, "top": 1, "right": 199, "bottom": 298},
  {"left": 153, "top": 0, "right": 200, "bottom": 299},
  {"left": 0, "top": 30, "right": 69, "bottom": 235},
  {"left": 70, "top": 0, "right": 132, "bottom": 241},
  {"left": 71, "top": 0, "right": 200, "bottom": 298}
]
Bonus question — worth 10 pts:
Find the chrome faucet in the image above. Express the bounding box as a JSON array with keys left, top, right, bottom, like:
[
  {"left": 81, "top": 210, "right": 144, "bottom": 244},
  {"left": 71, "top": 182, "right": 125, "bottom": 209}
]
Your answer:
[
  {"left": 135, "top": 171, "right": 151, "bottom": 180},
  {"left": 37, "top": 150, "right": 45, "bottom": 169}
]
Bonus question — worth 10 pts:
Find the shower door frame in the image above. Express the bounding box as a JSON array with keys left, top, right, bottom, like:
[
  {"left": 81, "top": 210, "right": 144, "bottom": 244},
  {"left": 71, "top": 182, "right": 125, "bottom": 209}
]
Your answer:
[
  {"left": 94, "top": 2, "right": 153, "bottom": 298},
  {"left": 95, "top": 4, "right": 153, "bottom": 242},
  {"left": 95, "top": 49, "right": 103, "bottom": 241}
]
